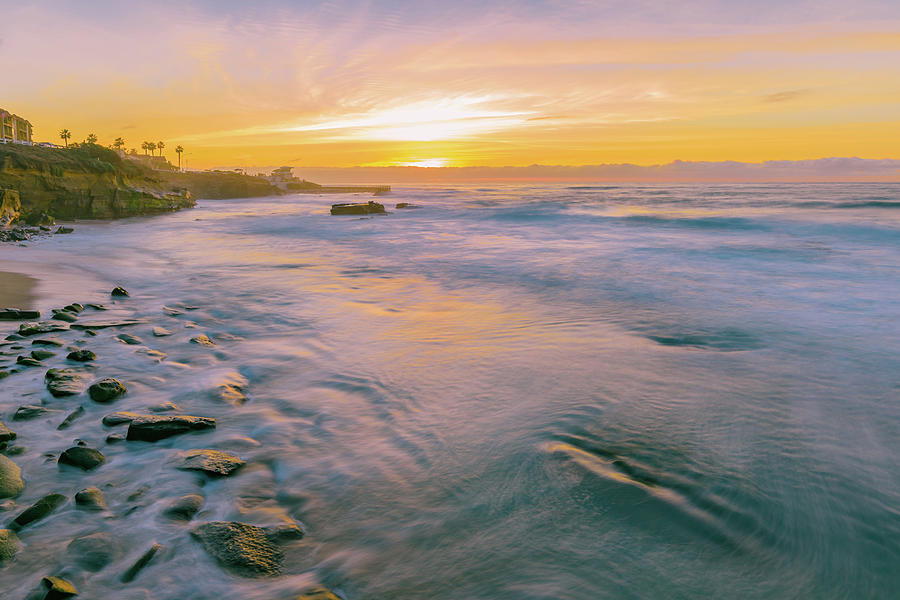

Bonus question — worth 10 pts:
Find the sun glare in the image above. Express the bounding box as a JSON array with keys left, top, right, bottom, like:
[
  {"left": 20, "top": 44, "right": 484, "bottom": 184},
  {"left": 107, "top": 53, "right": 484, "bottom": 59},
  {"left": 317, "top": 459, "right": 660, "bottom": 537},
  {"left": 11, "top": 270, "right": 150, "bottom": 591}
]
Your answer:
[{"left": 398, "top": 158, "right": 450, "bottom": 168}]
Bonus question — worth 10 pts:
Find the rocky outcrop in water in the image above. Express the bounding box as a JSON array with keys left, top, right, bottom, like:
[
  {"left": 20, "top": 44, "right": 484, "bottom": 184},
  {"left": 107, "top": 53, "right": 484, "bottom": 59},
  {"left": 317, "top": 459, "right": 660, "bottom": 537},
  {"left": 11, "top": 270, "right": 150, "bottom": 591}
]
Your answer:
[{"left": 191, "top": 521, "right": 284, "bottom": 577}]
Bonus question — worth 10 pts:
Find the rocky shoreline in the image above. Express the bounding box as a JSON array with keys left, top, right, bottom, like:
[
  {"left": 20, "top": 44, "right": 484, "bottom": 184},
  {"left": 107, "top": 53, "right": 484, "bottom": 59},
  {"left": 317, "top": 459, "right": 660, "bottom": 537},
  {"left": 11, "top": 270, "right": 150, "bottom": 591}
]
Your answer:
[{"left": 0, "top": 286, "right": 342, "bottom": 600}]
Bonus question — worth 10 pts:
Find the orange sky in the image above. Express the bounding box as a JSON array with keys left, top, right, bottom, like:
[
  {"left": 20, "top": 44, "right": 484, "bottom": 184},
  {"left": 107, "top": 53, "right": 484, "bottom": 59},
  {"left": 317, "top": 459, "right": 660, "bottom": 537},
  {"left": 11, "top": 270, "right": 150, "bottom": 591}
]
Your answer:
[{"left": 2, "top": 1, "right": 899, "bottom": 170}]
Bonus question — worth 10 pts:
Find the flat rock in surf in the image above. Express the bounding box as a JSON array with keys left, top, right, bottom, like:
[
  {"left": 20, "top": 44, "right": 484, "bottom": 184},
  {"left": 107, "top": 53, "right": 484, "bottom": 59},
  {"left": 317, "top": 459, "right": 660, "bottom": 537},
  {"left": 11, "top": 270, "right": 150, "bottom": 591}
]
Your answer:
[
  {"left": 191, "top": 521, "right": 283, "bottom": 577},
  {"left": 110, "top": 286, "right": 129, "bottom": 297},
  {"left": 296, "top": 588, "right": 342, "bottom": 600},
  {"left": 116, "top": 333, "right": 143, "bottom": 345},
  {"left": 32, "top": 337, "right": 65, "bottom": 346},
  {"left": 0, "top": 455, "right": 25, "bottom": 499},
  {"left": 67, "top": 532, "right": 117, "bottom": 571},
  {"left": 126, "top": 414, "right": 216, "bottom": 442},
  {"left": 177, "top": 449, "right": 245, "bottom": 476},
  {"left": 9, "top": 493, "right": 66, "bottom": 531},
  {"left": 330, "top": 200, "right": 386, "bottom": 215},
  {"left": 45, "top": 368, "right": 91, "bottom": 397},
  {"left": 50, "top": 310, "right": 78, "bottom": 323},
  {"left": 18, "top": 321, "right": 69, "bottom": 336},
  {"left": 13, "top": 405, "right": 52, "bottom": 421},
  {"left": 0, "top": 309, "right": 40, "bottom": 321},
  {"left": 71, "top": 318, "right": 145, "bottom": 330}
]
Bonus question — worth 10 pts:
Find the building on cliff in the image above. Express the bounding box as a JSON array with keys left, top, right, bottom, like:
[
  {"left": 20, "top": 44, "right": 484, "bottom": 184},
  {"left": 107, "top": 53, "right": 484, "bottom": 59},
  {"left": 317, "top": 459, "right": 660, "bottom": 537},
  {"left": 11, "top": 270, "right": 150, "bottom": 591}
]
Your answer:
[{"left": 0, "top": 108, "right": 32, "bottom": 144}]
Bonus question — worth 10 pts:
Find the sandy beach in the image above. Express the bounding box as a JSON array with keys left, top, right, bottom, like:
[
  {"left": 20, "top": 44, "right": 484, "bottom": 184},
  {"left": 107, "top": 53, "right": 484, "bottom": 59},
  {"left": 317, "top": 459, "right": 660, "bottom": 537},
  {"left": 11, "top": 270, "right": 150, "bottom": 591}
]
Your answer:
[{"left": 0, "top": 271, "right": 37, "bottom": 310}]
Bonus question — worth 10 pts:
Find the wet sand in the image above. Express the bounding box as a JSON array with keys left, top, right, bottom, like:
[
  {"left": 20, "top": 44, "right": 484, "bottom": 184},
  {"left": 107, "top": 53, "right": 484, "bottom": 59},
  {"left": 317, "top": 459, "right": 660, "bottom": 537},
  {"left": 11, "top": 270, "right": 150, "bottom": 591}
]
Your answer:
[{"left": 0, "top": 270, "right": 38, "bottom": 309}]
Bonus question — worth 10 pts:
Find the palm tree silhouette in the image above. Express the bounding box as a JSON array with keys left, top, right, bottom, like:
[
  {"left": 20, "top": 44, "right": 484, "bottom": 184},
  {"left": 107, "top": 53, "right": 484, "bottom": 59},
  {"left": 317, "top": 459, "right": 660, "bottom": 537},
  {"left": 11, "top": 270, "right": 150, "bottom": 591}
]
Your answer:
[
  {"left": 157, "top": 141, "right": 165, "bottom": 157},
  {"left": 148, "top": 142, "right": 157, "bottom": 156},
  {"left": 141, "top": 141, "right": 150, "bottom": 155},
  {"left": 113, "top": 137, "right": 125, "bottom": 152},
  {"left": 59, "top": 129, "right": 71, "bottom": 147},
  {"left": 175, "top": 145, "right": 184, "bottom": 170},
  {"left": 86, "top": 133, "right": 98, "bottom": 144}
]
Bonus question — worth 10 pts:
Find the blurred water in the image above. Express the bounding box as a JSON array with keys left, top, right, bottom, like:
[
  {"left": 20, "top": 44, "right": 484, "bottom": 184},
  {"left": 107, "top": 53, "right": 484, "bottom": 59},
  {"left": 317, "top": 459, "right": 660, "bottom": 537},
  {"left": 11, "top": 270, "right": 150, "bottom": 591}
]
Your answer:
[{"left": 1, "top": 183, "right": 899, "bottom": 599}]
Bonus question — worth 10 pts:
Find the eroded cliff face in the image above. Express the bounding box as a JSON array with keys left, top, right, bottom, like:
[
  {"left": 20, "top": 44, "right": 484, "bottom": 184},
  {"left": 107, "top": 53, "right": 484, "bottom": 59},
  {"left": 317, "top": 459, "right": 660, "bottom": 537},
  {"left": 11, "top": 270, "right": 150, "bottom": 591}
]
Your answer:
[{"left": 0, "top": 144, "right": 194, "bottom": 222}]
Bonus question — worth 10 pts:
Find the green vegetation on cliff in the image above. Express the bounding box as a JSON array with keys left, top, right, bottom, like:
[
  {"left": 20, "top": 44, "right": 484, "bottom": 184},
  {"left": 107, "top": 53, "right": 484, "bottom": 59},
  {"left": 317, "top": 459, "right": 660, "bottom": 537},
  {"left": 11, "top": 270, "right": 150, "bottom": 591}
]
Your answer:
[{"left": 0, "top": 143, "right": 194, "bottom": 222}]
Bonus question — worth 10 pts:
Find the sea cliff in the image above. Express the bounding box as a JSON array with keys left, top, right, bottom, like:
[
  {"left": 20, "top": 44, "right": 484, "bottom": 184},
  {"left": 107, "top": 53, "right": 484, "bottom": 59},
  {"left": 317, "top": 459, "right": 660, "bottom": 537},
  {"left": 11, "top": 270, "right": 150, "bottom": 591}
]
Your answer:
[{"left": 0, "top": 144, "right": 194, "bottom": 223}]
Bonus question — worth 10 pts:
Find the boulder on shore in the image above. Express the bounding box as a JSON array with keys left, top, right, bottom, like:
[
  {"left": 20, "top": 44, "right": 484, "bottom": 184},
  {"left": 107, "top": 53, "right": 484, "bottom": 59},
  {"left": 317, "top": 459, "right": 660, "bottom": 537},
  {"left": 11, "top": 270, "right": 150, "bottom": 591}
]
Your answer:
[
  {"left": 163, "top": 494, "right": 204, "bottom": 521},
  {"left": 74, "top": 487, "right": 108, "bottom": 511},
  {"left": 41, "top": 575, "right": 78, "bottom": 599}
]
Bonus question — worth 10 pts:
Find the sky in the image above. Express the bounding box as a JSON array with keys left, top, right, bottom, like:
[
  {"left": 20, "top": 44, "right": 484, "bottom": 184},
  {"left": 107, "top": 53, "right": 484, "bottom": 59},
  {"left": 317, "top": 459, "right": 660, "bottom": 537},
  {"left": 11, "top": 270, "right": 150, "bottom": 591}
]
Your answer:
[{"left": 1, "top": 0, "right": 899, "bottom": 174}]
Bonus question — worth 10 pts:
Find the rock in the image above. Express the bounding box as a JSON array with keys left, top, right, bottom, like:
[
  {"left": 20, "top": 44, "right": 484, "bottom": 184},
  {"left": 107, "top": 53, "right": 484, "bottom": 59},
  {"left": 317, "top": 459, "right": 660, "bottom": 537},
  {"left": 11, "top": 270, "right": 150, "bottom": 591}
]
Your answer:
[
  {"left": 191, "top": 521, "right": 284, "bottom": 577},
  {"left": 45, "top": 368, "right": 90, "bottom": 397},
  {"left": 126, "top": 415, "right": 216, "bottom": 442},
  {"left": 0, "top": 308, "right": 40, "bottom": 320},
  {"left": 70, "top": 318, "right": 145, "bottom": 330},
  {"left": 67, "top": 532, "right": 116, "bottom": 571},
  {"left": 135, "top": 348, "right": 167, "bottom": 361},
  {"left": 31, "top": 349, "right": 56, "bottom": 360},
  {"left": 0, "top": 420, "right": 16, "bottom": 442},
  {"left": 330, "top": 200, "right": 386, "bottom": 215},
  {"left": 41, "top": 575, "right": 78, "bottom": 599},
  {"left": 178, "top": 449, "right": 245, "bottom": 477},
  {"left": 102, "top": 411, "right": 142, "bottom": 426},
  {"left": 264, "top": 522, "right": 305, "bottom": 542},
  {"left": 59, "top": 446, "right": 105, "bottom": 471},
  {"left": 9, "top": 493, "right": 66, "bottom": 531},
  {"left": 88, "top": 378, "right": 127, "bottom": 402},
  {"left": 121, "top": 543, "right": 162, "bottom": 583},
  {"left": 0, "top": 528, "right": 21, "bottom": 561},
  {"left": 57, "top": 407, "right": 85, "bottom": 430},
  {"left": 74, "top": 487, "right": 107, "bottom": 511},
  {"left": 116, "top": 333, "right": 142, "bottom": 345},
  {"left": 151, "top": 326, "right": 173, "bottom": 337},
  {"left": 106, "top": 433, "right": 125, "bottom": 443},
  {"left": 86, "top": 303, "right": 107, "bottom": 311},
  {"left": 66, "top": 349, "right": 96, "bottom": 362},
  {"left": 190, "top": 334, "right": 215, "bottom": 347},
  {"left": 163, "top": 494, "right": 204, "bottom": 520},
  {"left": 215, "top": 372, "right": 249, "bottom": 405},
  {"left": 32, "top": 337, "right": 65, "bottom": 346},
  {"left": 0, "top": 455, "right": 24, "bottom": 499},
  {"left": 16, "top": 355, "right": 43, "bottom": 367},
  {"left": 0, "top": 370, "right": 8, "bottom": 381},
  {"left": 148, "top": 401, "right": 178, "bottom": 413},
  {"left": 54, "top": 226, "right": 74, "bottom": 234},
  {"left": 18, "top": 321, "right": 70, "bottom": 336},
  {"left": 395, "top": 202, "right": 421, "bottom": 209},
  {"left": 296, "top": 588, "right": 342, "bottom": 600},
  {"left": 63, "top": 304, "right": 84, "bottom": 313},
  {"left": 14, "top": 405, "right": 50, "bottom": 420},
  {"left": 3, "top": 445, "right": 23, "bottom": 456},
  {"left": 111, "top": 286, "right": 129, "bottom": 297},
  {"left": 51, "top": 311, "right": 78, "bottom": 323}
]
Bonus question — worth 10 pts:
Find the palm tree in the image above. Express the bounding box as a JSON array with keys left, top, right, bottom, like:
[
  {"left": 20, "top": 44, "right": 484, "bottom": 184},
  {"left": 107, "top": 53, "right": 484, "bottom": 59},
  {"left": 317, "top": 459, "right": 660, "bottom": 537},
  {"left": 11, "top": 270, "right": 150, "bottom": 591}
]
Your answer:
[
  {"left": 141, "top": 141, "right": 150, "bottom": 155},
  {"left": 113, "top": 137, "right": 125, "bottom": 152},
  {"left": 157, "top": 141, "right": 165, "bottom": 157},
  {"left": 148, "top": 142, "right": 157, "bottom": 156},
  {"left": 175, "top": 145, "right": 184, "bottom": 170},
  {"left": 86, "top": 133, "right": 98, "bottom": 144},
  {"left": 59, "top": 129, "right": 71, "bottom": 148}
]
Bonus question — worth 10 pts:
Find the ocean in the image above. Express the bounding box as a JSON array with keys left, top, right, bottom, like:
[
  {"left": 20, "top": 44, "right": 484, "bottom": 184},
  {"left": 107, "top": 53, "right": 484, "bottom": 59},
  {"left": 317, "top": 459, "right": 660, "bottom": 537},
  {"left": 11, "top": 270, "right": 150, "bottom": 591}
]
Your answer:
[{"left": 1, "top": 183, "right": 899, "bottom": 599}]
